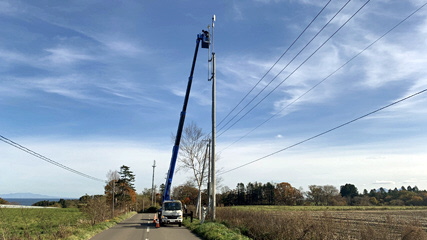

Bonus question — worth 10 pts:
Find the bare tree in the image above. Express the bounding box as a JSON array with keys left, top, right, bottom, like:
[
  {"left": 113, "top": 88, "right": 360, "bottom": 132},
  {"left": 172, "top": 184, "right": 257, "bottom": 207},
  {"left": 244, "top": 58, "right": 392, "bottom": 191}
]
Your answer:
[
  {"left": 81, "top": 195, "right": 109, "bottom": 225},
  {"left": 306, "top": 185, "right": 342, "bottom": 206},
  {"left": 176, "top": 122, "right": 210, "bottom": 217},
  {"left": 105, "top": 170, "right": 120, "bottom": 217}
]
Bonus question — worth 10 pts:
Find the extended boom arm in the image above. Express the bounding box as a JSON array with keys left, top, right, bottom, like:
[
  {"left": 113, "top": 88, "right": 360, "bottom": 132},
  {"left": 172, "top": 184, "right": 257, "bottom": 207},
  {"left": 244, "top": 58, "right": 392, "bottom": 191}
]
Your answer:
[{"left": 163, "top": 31, "right": 210, "bottom": 201}]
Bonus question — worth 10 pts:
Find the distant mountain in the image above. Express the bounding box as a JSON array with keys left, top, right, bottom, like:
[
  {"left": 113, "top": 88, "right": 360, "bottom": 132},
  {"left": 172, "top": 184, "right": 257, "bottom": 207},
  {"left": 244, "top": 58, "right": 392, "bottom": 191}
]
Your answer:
[{"left": 0, "top": 192, "right": 59, "bottom": 199}]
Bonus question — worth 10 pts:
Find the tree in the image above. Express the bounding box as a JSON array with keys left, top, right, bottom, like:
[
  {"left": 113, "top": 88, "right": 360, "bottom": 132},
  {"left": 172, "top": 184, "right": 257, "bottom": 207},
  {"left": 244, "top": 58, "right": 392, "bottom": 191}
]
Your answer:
[
  {"left": 340, "top": 183, "right": 358, "bottom": 205},
  {"left": 323, "top": 185, "right": 340, "bottom": 205},
  {"left": 306, "top": 185, "right": 342, "bottom": 206},
  {"left": 274, "top": 182, "right": 303, "bottom": 205},
  {"left": 246, "top": 182, "right": 255, "bottom": 205},
  {"left": 340, "top": 183, "right": 358, "bottom": 198},
  {"left": 237, "top": 183, "right": 246, "bottom": 205},
  {"left": 119, "top": 165, "right": 136, "bottom": 190},
  {"left": 176, "top": 122, "right": 210, "bottom": 217},
  {"left": 105, "top": 170, "right": 120, "bottom": 217},
  {"left": 111, "top": 165, "right": 137, "bottom": 212},
  {"left": 263, "top": 182, "right": 276, "bottom": 205},
  {"left": 81, "top": 195, "right": 109, "bottom": 225},
  {"left": 219, "top": 187, "right": 237, "bottom": 206},
  {"left": 172, "top": 181, "right": 199, "bottom": 205},
  {"left": 306, "top": 185, "right": 325, "bottom": 206}
]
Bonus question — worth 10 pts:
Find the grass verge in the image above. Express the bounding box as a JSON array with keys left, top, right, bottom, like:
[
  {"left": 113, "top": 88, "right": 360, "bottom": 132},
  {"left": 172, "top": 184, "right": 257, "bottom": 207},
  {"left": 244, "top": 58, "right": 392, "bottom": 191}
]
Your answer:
[
  {"left": 67, "top": 211, "right": 136, "bottom": 240},
  {"left": 183, "top": 218, "right": 252, "bottom": 240}
]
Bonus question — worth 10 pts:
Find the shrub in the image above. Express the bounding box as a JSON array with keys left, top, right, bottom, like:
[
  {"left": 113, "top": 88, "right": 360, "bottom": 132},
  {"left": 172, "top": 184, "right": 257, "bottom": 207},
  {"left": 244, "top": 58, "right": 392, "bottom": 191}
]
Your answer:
[
  {"left": 402, "top": 226, "right": 427, "bottom": 240},
  {"left": 145, "top": 206, "right": 158, "bottom": 213},
  {"left": 183, "top": 218, "right": 251, "bottom": 240},
  {"left": 81, "top": 195, "right": 110, "bottom": 225}
]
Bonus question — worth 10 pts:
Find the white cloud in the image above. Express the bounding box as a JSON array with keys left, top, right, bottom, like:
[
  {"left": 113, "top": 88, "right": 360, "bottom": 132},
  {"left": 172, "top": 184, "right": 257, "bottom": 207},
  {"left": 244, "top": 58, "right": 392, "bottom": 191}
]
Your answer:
[
  {"left": 232, "top": 2, "right": 244, "bottom": 21},
  {"left": 0, "top": 49, "right": 30, "bottom": 63},
  {"left": 360, "top": 44, "right": 427, "bottom": 89},
  {"left": 218, "top": 136, "right": 427, "bottom": 190},
  {"left": 104, "top": 39, "right": 144, "bottom": 57},
  {"left": 30, "top": 75, "right": 92, "bottom": 99},
  {"left": 0, "top": 0, "right": 21, "bottom": 15},
  {"left": 43, "top": 47, "right": 95, "bottom": 65},
  {"left": 373, "top": 180, "right": 396, "bottom": 185},
  {"left": 0, "top": 137, "right": 176, "bottom": 197},
  {"left": 219, "top": 54, "right": 271, "bottom": 92},
  {"left": 253, "top": 0, "right": 283, "bottom": 4},
  {"left": 403, "top": 178, "right": 418, "bottom": 184}
]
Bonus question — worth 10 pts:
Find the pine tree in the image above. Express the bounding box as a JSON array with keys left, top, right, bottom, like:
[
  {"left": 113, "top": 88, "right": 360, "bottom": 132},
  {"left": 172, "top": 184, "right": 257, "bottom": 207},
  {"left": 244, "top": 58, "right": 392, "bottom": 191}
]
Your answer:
[{"left": 119, "top": 165, "right": 136, "bottom": 190}]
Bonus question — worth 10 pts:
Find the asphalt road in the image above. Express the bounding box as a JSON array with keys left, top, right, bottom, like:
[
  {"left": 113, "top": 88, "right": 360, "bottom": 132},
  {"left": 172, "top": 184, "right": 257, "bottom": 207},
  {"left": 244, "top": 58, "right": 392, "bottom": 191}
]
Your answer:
[{"left": 89, "top": 213, "right": 201, "bottom": 240}]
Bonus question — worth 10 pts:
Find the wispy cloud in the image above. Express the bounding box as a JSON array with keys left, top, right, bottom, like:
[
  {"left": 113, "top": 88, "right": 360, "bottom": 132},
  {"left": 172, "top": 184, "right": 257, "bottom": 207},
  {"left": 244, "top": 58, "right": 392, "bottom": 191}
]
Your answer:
[
  {"left": 0, "top": 137, "right": 173, "bottom": 197},
  {"left": 218, "top": 54, "right": 277, "bottom": 93},
  {"left": 0, "top": 0, "right": 21, "bottom": 16},
  {"left": 232, "top": 2, "right": 244, "bottom": 21},
  {"left": 104, "top": 39, "right": 144, "bottom": 57},
  {"left": 373, "top": 180, "right": 396, "bottom": 185},
  {"left": 26, "top": 75, "right": 96, "bottom": 101},
  {"left": 0, "top": 48, "right": 37, "bottom": 66},
  {"left": 43, "top": 47, "right": 95, "bottom": 65}
]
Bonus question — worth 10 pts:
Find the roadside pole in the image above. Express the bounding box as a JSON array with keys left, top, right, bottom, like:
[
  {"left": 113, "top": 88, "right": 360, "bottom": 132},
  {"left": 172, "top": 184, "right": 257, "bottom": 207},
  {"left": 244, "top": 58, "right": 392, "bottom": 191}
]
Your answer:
[
  {"left": 151, "top": 160, "right": 156, "bottom": 206},
  {"left": 210, "top": 14, "right": 216, "bottom": 220}
]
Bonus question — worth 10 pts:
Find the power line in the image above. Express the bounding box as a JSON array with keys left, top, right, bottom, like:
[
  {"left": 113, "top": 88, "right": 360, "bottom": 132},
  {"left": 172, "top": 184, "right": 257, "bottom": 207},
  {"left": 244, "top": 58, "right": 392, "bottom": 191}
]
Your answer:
[
  {"left": 218, "top": 0, "right": 370, "bottom": 137},
  {"left": 218, "top": 0, "right": 343, "bottom": 133},
  {"left": 218, "top": 1, "right": 427, "bottom": 153},
  {"left": 217, "top": 0, "right": 333, "bottom": 128},
  {"left": 0, "top": 135, "right": 105, "bottom": 182},
  {"left": 219, "top": 87, "right": 427, "bottom": 175}
]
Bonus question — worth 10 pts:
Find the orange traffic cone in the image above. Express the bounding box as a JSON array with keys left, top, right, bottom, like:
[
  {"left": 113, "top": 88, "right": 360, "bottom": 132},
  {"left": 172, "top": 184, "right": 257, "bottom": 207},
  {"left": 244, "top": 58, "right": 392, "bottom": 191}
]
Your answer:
[{"left": 155, "top": 218, "right": 160, "bottom": 228}]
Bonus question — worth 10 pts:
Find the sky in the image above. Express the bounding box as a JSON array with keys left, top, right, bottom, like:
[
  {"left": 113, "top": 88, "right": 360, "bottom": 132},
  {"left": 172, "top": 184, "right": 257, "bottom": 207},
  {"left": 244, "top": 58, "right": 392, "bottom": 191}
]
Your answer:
[{"left": 1, "top": 0, "right": 427, "bottom": 198}]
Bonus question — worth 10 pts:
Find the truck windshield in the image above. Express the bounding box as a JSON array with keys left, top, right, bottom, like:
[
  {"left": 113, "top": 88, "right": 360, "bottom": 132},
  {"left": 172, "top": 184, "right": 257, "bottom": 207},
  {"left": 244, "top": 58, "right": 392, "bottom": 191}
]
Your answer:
[{"left": 164, "top": 202, "right": 181, "bottom": 210}]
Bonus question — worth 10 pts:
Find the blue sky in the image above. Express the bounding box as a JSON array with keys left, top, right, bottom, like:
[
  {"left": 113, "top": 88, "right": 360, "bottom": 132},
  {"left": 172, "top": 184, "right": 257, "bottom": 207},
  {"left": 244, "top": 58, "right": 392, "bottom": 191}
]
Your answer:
[{"left": 1, "top": 0, "right": 427, "bottom": 198}]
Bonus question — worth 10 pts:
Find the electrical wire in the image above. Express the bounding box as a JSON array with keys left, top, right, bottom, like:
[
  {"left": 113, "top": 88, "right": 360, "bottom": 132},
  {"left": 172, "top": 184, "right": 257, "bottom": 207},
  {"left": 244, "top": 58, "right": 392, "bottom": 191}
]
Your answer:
[
  {"left": 219, "top": 87, "right": 427, "bottom": 175},
  {"left": 218, "top": 1, "right": 427, "bottom": 153},
  {"left": 217, "top": 0, "right": 333, "bottom": 128},
  {"left": 218, "top": 0, "right": 370, "bottom": 137},
  {"left": 0, "top": 135, "right": 105, "bottom": 182},
  {"left": 218, "top": 0, "right": 351, "bottom": 131}
]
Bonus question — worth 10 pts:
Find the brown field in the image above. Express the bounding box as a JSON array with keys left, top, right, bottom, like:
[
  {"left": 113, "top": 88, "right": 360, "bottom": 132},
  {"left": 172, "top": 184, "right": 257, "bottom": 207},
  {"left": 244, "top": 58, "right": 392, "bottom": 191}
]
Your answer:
[{"left": 216, "top": 206, "right": 427, "bottom": 240}]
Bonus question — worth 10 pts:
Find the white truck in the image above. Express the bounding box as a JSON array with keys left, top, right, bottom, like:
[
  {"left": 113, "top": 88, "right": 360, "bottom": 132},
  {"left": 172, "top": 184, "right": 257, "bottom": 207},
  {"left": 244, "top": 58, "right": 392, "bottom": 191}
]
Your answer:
[{"left": 159, "top": 200, "right": 183, "bottom": 227}]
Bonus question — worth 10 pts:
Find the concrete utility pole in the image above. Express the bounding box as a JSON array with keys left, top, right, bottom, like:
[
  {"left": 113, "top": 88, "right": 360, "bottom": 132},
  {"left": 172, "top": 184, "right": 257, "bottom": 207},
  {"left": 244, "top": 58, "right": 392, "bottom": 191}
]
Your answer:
[
  {"left": 112, "top": 180, "right": 115, "bottom": 218},
  {"left": 207, "top": 138, "right": 212, "bottom": 215},
  {"left": 151, "top": 160, "right": 156, "bottom": 206},
  {"left": 209, "top": 14, "right": 217, "bottom": 220}
]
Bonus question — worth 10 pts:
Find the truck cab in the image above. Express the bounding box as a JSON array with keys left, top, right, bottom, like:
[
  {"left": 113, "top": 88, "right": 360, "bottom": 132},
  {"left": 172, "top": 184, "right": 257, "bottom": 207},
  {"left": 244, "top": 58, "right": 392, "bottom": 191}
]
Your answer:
[{"left": 159, "top": 200, "right": 183, "bottom": 227}]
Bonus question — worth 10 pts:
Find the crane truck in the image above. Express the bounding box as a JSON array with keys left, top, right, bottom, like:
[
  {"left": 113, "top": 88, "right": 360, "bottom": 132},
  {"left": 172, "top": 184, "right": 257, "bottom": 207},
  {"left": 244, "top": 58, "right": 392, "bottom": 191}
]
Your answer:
[{"left": 157, "top": 30, "right": 210, "bottom": 227}]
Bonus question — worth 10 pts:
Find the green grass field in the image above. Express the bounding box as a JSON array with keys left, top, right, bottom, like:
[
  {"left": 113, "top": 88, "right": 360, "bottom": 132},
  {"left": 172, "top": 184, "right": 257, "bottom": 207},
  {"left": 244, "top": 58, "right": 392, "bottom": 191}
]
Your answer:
[
  {"left": 0, "top": 207, "right": 84, "bottom": 239},
  {"left": 0, "top": 207, "right": 135, "bottom": 240}
]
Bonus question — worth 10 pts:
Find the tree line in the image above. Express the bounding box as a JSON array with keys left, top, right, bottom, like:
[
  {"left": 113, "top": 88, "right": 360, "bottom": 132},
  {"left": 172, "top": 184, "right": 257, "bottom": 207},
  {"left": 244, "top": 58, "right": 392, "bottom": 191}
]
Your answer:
[
  {"left": 214, "top": 182, "right": 427, "bottom": 206},
  {"left": 26, "top": 165, "right": 144, "bottom": 225}
]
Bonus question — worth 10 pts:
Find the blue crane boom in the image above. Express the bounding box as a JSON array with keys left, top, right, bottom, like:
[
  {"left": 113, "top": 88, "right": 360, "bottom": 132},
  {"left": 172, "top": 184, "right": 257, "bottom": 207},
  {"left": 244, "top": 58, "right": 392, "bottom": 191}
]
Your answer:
[{"left": 163, "top": 31, "right": 210, "bottom": 201}]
